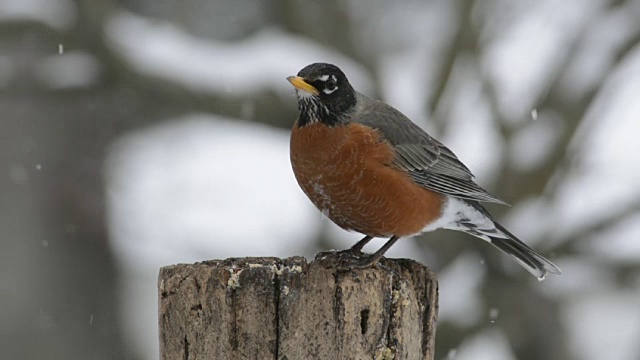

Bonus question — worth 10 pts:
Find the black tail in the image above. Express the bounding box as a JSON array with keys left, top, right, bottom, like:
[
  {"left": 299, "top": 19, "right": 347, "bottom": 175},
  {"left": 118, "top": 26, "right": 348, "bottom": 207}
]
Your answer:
[
  {"left": 489, "top": 222, "right": 561, "bottom": 280},
  {"left": 467, "top": 201, "right": 561, "bottom": 280}
]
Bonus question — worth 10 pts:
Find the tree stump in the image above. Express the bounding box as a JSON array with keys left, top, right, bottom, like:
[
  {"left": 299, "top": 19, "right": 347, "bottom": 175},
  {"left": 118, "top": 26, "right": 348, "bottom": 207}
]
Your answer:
[{"left": 158, "top": 254, "right": 438, "bottom": 360}]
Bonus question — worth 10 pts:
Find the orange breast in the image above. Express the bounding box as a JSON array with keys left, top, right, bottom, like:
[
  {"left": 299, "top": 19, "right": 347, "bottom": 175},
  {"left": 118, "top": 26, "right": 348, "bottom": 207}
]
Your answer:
[{"left": 290, "top": 122, "right": 444, "bottom": 237}]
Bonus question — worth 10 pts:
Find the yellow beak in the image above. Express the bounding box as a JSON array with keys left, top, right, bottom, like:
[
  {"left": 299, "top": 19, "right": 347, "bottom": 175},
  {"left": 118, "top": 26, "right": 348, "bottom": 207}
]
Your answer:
[{"left": 287, "top": 76, "right": 319, "bottom": 96}]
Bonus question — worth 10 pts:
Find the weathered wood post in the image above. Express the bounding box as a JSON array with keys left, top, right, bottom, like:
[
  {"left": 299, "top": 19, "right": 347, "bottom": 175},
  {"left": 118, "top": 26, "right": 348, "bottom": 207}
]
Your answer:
[{"left": 158, "top": 254, "right": 438, "bottom": 359}]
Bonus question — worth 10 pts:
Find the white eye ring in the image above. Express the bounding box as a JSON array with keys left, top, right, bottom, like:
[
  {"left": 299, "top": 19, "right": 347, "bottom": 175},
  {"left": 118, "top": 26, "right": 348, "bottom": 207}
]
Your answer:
[{"left": 322, "top": 75, "right": 338, "bottom": 94}]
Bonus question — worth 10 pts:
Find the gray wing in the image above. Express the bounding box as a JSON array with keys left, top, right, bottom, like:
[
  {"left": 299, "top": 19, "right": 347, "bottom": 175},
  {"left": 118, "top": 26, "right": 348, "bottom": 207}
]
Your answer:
[{"left": 351, "top": 93, "right": 507, "bottom": 204}]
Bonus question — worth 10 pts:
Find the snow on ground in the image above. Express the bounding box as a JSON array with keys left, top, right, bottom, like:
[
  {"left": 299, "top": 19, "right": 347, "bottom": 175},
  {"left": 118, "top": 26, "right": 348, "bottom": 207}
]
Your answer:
[{"left": 105, "top": 11, "right": 374, "bottom": 98}]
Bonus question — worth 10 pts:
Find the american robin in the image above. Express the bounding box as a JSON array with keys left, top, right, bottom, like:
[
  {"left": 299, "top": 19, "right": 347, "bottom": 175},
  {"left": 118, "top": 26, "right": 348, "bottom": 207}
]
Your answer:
[{"left": 287, "top": 63, "right": 561, "bottom": 280}]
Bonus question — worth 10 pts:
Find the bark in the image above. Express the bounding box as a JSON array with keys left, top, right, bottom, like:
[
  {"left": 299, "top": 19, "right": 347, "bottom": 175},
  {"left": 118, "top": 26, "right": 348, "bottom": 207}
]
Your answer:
[{"left": 159, "top": 255, "right": 438, "bottom": 360}]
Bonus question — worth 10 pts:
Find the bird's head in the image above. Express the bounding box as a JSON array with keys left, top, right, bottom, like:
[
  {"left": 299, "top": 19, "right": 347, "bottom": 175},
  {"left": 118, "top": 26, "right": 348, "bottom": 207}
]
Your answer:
[{"left": 287, "top": 63, "right": 356, "bottom": 127}]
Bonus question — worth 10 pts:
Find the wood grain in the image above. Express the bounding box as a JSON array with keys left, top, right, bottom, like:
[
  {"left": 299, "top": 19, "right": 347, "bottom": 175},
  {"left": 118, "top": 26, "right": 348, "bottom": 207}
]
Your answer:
[{"left": 159, "top": 255, "right": 438, "bottom": 360}]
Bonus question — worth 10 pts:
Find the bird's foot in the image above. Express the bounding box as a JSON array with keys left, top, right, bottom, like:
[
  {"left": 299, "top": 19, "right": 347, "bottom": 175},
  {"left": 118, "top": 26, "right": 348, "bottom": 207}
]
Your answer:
[
  {"left": 314, "top": 247, "right": 364, "bottom": 262},
  {"left": 336, "top": 253, "right": 378, "bottom": 271},
  {"left": 336, "top": 255, "right": 401, "bottom": 279},
  {"left": 315, "top": 249, "right": 372, "bottom": 270},
  {"left": 314, "top": 249, "right": 335, "bottom": 261},
  {"left": 315, "top": 250, "right": 401, "bottom": 277}
]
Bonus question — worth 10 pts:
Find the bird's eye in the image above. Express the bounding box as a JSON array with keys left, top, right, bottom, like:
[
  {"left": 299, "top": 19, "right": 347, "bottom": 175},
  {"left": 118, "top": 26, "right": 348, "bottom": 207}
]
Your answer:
[
  {"left": 326, "top": 77, "right": 337, "bottom": 90},
  {"left": 322, "top": 75, "right": 338, "bottom": 94}
]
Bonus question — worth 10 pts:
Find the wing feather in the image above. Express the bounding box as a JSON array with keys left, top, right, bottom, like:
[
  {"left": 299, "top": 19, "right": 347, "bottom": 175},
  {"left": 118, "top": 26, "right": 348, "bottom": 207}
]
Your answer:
[{"left": 351, "top": 93, "right": 506, "bottom": 204}]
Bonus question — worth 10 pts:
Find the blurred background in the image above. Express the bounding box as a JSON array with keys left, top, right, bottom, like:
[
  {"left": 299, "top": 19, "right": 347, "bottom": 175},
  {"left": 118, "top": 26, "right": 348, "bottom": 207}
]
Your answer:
[{"left": 2, "top": 0, "right": 640, "bottom": 359}]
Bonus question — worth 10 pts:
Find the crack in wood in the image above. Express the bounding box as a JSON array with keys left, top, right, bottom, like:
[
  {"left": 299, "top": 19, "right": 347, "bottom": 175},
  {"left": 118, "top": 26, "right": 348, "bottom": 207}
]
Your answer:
[{"left": 159, "top": 256, "right": 438, "bottom": 359}]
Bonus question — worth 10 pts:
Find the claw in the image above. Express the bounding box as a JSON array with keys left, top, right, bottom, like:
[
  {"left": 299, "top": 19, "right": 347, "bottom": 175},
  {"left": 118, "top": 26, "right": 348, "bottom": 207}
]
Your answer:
[{"left": 336, "top": 253, "right": 378, "bottom": 271}]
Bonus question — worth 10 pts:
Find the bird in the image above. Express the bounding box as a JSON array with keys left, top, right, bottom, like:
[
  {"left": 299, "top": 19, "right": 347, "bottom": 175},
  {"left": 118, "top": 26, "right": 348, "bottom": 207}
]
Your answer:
[{"left": 286, "top": 62, "right": 561, "bottom": 280}]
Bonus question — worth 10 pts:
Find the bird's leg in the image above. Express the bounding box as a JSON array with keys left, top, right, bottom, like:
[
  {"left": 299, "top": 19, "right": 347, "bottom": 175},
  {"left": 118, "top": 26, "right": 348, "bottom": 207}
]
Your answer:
[
  {"left": 334, "top": 235, "right": 373, "bottom": 262},
  {"left": 340, "top": 236, "right": 400, "bottom": 269},
  {"left": 348, "top": 235, "right": 373, "bottom": 254},
  {"left": 315, "top": 235, "right": 373, "bottom": 262}
]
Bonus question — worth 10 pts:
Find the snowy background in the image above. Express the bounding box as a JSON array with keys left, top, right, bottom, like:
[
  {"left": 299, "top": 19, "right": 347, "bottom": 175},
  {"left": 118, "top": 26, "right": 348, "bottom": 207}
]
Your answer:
[{"left": 2, "top": 1, "right": 640, "bottom": 359}]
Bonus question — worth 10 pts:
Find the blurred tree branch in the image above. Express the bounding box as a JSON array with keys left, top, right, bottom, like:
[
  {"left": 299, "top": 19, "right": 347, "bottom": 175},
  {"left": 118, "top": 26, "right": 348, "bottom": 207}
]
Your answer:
[
  {"left": 428, "top": 0, "right": 473, "bottom": 119},
  {"left": 420, "top": 0, "right": 640, "bottom": 358}
]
